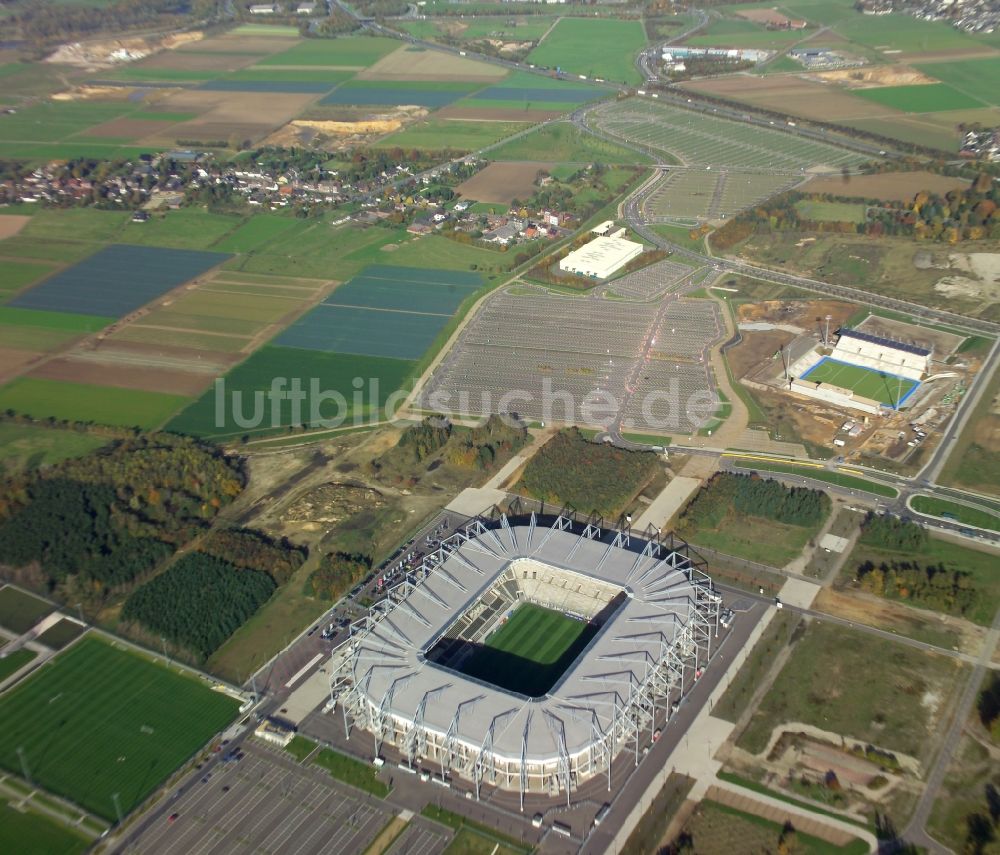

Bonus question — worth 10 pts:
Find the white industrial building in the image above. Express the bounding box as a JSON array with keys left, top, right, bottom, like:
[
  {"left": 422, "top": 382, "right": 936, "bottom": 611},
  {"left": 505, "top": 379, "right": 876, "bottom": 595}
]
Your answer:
[
  {"left": 831, "top": 328, "right": 931, "bottom": 381},
  {"left": 559, "top": 235, "right": 644, "bottom": 279}
]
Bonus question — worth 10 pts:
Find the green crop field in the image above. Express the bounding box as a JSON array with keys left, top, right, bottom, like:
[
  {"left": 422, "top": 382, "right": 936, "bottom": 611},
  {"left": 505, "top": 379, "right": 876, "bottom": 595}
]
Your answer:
[
  {"left": 794, "top": 200, "right": 868, "bottom": 223},
  {"left": 0, "top": 378, "right": 190, "bottom": 429},
  {"left": 489, "top": 120, "right": 650, "bottom": 163},
  {"left": 459, "top": 603, "right": 597, "bottom": 697},
  {"left": 167, "top": 345, "right": 414, "bottom": 438},
  {"left": 915, "top": 57, "right": 1000, "bottom": 106},
  {"left": 0, "top": 799, "right": 91, "bottom": 855},
  {"left": 0, "top": 587, "right": 55, "bottom": 634},
  {"left": 0, "top": 306, "right": 114, "bottom": 333},
  {"left": 801, "top": 358, "right": 917, "bottom": 407},
  {"left": 853, "top": 82, "right": 982, "bottom": 113},
  {"left": 0, "top": 261, "right": 56, "bottom": 302},
  {"left": 832, "top": 11, "right": 985, "bottom": 53},
  {"left": 527, "top": 18, "right": 646, "bottom": 84},
  {"left": 0, "top": 636, "right": 239, "bottom": 820},
  {"left": 123, "top": 209, "right": 244, "bottom": 250},
  {"left": 0, "top": 423, "right": 109, "bottom": 475},
  {"left": 373, "top": 119, "right": 533, "bottom": 152},
  {"left": 686, "top": 18, "right": 813, "bottom": 50},
  {"left": 257, "top": 36, "right": 399, "bottom": 68},
  {"left": 212, "top": 215, "right": 301, "bottom": 253}
]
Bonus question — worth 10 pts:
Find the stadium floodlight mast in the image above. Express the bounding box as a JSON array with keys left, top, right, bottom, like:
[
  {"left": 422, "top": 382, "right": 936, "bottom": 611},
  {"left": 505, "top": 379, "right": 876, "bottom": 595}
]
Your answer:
[{"left": 112, "top": 792, "right": 123, "bottom": 826}]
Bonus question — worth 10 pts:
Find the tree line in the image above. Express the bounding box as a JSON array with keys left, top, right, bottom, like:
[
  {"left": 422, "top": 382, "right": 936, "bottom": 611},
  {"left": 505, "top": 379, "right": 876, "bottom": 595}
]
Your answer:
[
  {"left": 855, "top": 558, "right": 978, "bottom": 619},
  {"left": 680, "top": 472, "right": 830, "bottom": 530}
]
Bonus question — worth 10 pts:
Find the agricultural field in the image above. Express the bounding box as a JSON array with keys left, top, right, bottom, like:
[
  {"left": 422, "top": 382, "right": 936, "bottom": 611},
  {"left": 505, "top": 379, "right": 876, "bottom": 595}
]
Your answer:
[
  {"left": 256, "top": 36, "right": 399, "bottom": 69},
  {"left": 0, "top": 378, "right": 190, "bottom": 429},
  {"left": 167, "top": 346, "right": 414, "bottom": 439},
  {"left": 915, "top": 56, "right": 1000, "bottom": 107},
  {"left": 0, "top": 422, "right": 109, "bottom": 475},
  {"left": 685, "top": 17, "right": 815, "bottom": 50},
  {"left": 275, "top": 265, "right": 481, "bottom": 360},
  {"left": 526, "top": 18, "right": 646, "bottom": 85},
  {"left": 800, "top": 357, "right": 918, "bottom": 407},
  {"left": 853, "top": 83, "right": 981, "bottom": 113},
  {"left": 373, "top": 118, "right": 533, "bottom": 152},
  {"left": 457, "top": 161, "right": 553, "bottom": 205},
  {"left": 0, "top": 635, "right": 239, "bottom": 820},
  {"left": 460, "top": 604, "right": 597, "bottom": 697},
  {"left": 738, "top": 620, "right": 965, "bottom": 760},
  {"left": 0, "top": 260, "right": 58, "bottom": 303},
  {"left": 9, "top": 244, "right": 230, "bottom": 318},
  {"left": 320, "top": 80, "right": 480, "bottom": 108},
  {"left": 455, "top": 69, "right": 606, "bottom": 114},
  {"left": 589, "top": 99, "right": 868, "bottom": 171},
  {"left": 489, "top": 120, "right": 649, "bottom": 164},
  {"left": 801, "top": 170, "right": 968, "bottom": 202}
]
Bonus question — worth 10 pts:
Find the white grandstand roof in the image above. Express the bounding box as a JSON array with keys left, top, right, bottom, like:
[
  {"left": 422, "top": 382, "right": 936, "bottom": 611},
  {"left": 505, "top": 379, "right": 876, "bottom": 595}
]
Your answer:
[{"left": 349, "top": 524, "right": 706, "bottom": 763}]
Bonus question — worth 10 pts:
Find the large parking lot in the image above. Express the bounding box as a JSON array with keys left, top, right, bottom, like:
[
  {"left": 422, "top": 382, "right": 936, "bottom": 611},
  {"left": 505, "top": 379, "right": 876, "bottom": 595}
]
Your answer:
[{"left": 127, "top": 742, "right": 397, "bottom": 855}]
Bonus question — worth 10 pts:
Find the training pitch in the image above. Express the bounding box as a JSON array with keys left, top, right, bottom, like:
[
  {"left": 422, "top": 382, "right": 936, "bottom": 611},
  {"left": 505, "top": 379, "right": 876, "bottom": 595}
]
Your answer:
[
  {"left": 0, "top": 635, "right": 239, "bottom": 820},
  {"left": 802, "top": 357, "right": 918, "bottom": 408},
  {"left": 460, "top": 603, "right": 597, "bottom": 697}
]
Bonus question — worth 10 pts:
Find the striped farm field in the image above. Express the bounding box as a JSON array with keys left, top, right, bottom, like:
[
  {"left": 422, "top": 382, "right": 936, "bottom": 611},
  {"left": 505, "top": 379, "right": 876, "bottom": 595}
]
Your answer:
[
  {"left": 0, "top": 636, "right": 239, "bottom": 820},
  {"left": 459, "top": 603, "right": 597, "bottom": 697}
]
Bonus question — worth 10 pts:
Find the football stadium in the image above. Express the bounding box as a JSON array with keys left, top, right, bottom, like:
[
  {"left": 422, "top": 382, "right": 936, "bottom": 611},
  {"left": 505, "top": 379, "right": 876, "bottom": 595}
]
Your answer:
[
  {"left": 334, "top": 509, "right": 722, "bottom": 808},
  {"left": 788, "top": 327, "right": 931, "bottom": 414}
]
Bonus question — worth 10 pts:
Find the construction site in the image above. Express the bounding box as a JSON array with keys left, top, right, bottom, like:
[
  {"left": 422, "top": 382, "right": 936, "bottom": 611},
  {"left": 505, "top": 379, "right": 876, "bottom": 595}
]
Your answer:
[{"left": 730, "top": 298, "right": 980, "bottom": 466}]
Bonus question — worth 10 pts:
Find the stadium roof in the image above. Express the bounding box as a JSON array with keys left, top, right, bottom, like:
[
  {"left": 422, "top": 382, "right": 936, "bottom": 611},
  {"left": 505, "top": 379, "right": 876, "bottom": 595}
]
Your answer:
[
  {"left": 349, "top": 523, "right": 708, "bottom": 763},
  {"left": 838, "top": 327, "right": 931, "bottom": 357}
]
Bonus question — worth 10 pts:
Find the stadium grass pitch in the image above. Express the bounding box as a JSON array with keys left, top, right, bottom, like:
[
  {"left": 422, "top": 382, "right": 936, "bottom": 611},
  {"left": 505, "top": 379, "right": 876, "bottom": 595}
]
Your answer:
[
  {"left": 0, "top": 635, "right": 239, "bottom": 820},
  {"left": 460, "top": 603, "right": 597, "bottom": 697},
  {"left": 801, "top": 357, "right": 918, "bottom": 407}
]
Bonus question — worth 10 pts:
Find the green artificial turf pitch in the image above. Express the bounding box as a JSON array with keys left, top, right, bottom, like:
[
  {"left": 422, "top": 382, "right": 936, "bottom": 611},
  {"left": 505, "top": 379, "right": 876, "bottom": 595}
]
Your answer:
[
  {"left": 459, "top": 603, "right": 597, "bottom": 697},
  {"left": 801, "top": 358, "right": 917, "bottom": 407},
  {"left": 0, "top": 635, "right": 239, "bottom": 820}
]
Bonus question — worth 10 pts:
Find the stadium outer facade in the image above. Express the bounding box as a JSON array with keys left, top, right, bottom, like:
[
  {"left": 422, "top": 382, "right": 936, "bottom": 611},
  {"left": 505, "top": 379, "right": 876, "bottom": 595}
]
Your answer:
[{"left": 331, "top": 508, "right": 722, "bottom": 809}]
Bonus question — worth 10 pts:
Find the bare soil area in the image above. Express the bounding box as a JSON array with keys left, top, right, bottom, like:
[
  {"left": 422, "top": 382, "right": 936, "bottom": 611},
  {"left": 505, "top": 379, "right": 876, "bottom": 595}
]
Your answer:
[
  {"left": 29, "top": 357, "right": 213, "bottom": 396},
  {"left": 357, "top": 45, "right": 506, "bottom": 82},
  {"left": 456, "top": 160, "right": 554, "bottom": 204},
  {"left": 802, "top": 170, "right": 969, "bottom": 202},
  {"left": 735, "top": 8, "right": 794, "bottom": 25},
  {"left": 813, "top": 65, "right": 937, "bottom": 88},
  {"left": 0, "top": 215, "right": 31, "bottom": 240},
  {"left": 681, "top": 75, "right": 891, "bottom": 121}
]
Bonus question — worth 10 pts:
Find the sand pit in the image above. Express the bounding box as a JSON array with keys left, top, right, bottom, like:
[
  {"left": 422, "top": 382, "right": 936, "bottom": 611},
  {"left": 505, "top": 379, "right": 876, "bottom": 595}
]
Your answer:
[
  {"left": 456, "top": 160, "right": 555, "bottom": 204},
  {"left": 812, "top": 66, "right": 936, "bottom": 89},
  {"left": 357, "top": 45, "right": 507, "bottom": 82},
  {"left": 0, "top": 215, "right": 31, "bottom": 240}
]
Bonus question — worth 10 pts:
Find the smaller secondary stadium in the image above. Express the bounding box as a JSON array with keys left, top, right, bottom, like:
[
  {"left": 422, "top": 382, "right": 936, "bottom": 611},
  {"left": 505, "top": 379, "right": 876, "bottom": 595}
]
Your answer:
[
  {"left": 788, "top": 326, "right": 930, "bottom": 414},
  {"left": 334, "top": 509, "right": 722, "bottom": 806}
]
